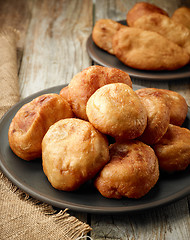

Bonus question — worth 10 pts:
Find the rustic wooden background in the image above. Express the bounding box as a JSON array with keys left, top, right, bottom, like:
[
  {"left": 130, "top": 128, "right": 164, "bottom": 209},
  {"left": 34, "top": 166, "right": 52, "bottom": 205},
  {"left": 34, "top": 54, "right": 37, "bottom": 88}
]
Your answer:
[{"left": 0, "top": 0, "right": 190, "bottom": 239}]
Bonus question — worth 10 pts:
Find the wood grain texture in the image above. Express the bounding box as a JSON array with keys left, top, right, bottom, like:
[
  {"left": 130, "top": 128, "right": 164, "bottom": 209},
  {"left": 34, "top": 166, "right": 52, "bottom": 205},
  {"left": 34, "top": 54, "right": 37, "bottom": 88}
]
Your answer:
[
  {"left": 16, "top": 0, "right": 93, "bottom": 226},
  {"left": 19, "top": 0, "right": 92, "bottom": 99},
  {"left": 92, "top": 1, "right": 190, "bottom": 239},
  {"left": 91, "top": 198, "right": 190, "bottom": 240}
]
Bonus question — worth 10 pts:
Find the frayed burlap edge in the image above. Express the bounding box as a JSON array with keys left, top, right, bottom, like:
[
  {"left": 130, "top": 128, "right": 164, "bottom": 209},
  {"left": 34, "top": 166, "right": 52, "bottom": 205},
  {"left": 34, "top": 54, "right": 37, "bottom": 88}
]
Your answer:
[{"left": 0, "top": 171, "right": 92, "bottom": 240}]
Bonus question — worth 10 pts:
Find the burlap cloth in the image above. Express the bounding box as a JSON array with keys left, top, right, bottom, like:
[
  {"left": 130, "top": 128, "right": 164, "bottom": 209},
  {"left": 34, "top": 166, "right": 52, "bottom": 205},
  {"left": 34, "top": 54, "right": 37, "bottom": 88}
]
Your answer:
[{"left": 0, "top": 29, "right": 91, "bottom": 240}]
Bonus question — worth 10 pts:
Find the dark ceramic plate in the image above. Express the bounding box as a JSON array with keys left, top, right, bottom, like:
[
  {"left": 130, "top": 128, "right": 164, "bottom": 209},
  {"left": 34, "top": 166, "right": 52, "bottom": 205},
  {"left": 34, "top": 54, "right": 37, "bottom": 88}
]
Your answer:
[
  {"left": 0, "top": 84, "right": 190, "bottom": 214},
  {"left": 87, "top": 20, "right": 190, "bottom": 81}
]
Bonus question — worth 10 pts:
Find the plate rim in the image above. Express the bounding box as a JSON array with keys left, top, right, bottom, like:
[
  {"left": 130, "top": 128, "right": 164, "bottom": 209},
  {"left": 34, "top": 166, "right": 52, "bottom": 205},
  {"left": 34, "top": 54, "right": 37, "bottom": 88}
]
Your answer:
[{"left": 0, "top": 84, "right": 190, "bottom": 214}]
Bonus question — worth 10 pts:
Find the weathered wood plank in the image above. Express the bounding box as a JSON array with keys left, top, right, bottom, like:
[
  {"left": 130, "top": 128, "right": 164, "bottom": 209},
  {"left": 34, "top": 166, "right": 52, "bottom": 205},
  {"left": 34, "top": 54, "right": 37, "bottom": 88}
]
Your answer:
[
  {"left": 19, "top": 0, "right": 92, "bottom": 99},
  {"left": 17, "top": 0, "right": 93, "bottom": 225},
  {"left": 91, "top": 198, "right": 190, "bottom": 240},
  {"left": 92, "top": 0, "right": 190, "bottom": 239}
]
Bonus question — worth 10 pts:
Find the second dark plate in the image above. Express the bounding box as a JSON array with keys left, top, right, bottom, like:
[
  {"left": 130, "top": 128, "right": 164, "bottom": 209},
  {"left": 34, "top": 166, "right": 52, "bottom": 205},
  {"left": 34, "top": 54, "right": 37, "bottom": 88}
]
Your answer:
[{"left": 87, "top": 20, "right": 190, "bottom": 81}]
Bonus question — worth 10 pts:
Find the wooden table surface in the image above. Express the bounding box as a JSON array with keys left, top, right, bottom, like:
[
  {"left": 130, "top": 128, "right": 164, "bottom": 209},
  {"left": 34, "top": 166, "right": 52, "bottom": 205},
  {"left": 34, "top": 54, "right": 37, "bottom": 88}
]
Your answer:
[{"left": 1, "top": 0, "right": 190, "bottom": 239}]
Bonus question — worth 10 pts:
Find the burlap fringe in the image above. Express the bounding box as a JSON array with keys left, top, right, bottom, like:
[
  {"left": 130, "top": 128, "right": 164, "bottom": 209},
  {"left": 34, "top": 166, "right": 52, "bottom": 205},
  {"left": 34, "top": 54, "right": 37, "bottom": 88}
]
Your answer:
[
  {"left": 52, "top": 211, "right": 92, "bottom": 239},
  {"left": 0, "top": 171, "right": 92, "bottom": 239},
  {"left": 76, "top": 234, "right": 93, "bottom": 240}
]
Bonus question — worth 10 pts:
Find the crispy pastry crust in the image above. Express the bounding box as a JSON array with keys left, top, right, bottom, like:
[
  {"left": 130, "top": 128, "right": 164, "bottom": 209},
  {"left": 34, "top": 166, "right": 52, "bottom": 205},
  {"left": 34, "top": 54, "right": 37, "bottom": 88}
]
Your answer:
[
  {"left": 112, "top": 27, "right": 189, "bottom": 70},
  {"left": 59, "top": 86, "right": 71, "bottom": 105},
  {"left": 8, "top": 94, "right": 73, "bottom": 160},
  {"left": 86, "top": 83, "right": 147, "bottom": 140},
  {"left": 133, "top": 13, "right": 190, "bottom": 57},
  {"left": 42, "top": 118, "right": 109, "bottom": 191},
  {"left": 172, "top": 7, "right": 190, "bottom": 30},
  {"left": 136, "top": 88, "right": 188, "bottom": 126},
  {"left": 92, "top": 19, "right": 126, "bottom": 54},
  {"left": 69, "top": 65, "right": 132, "bottom": 120},
  {"left": 153, "top": 124, "right": 190, "bottom": 172},
  {"left": 126, "top": 2, "right": 168, "bottom": 27},
  {"left": 94, "top": 140, "right": 159, "bottom": 199},
  {"left": 136, "top": 89, "right": 170, "bottom": 145}
]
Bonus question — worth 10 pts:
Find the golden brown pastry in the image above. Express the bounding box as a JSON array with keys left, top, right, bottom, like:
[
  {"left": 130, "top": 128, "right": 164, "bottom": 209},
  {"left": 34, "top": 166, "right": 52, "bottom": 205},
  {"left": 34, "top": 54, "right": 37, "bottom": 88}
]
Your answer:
[
  {"left": 127, "top": 2, "right": 168, "bottom": 27},
  {"left": 42, "top": 118, "right": 109, "bottom": 191},
  {"left": 86, "top": 83, "right": 147, "bottom": 140},
  {"left": 68, "top": 65, "right": 132, "bottom": 120},
  {"left": 133, "top": 13, "right": 190, "bottom": 57},
  {"left": 94, "top": 140, "right": 159, "bottom": 199},
  {"left": 136, "top": 90, "right": 170, "bottom": 145},
  {"left": 8, "top": 94, "right": 73, "bottom": 161},
  {"left": 153, "top": 124, "right": 190, "bottom": 172},
  {"left": 92, "top": 19, "right": 126, "bottom": 54},
  {"left": 112, "top": 27, "right": 189, "bottom": 70},
  {"left": 59, "top": 86, "right": 71, "bottom": 105},
  {"left": 158, "top": 89, "right": 188, "bottom": 126},
  {"left": 136, "top": 88, "right": 188, "bottom": 126},
  {"left": 172, "top": 7, "right": 190, "bottom": 30}
]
